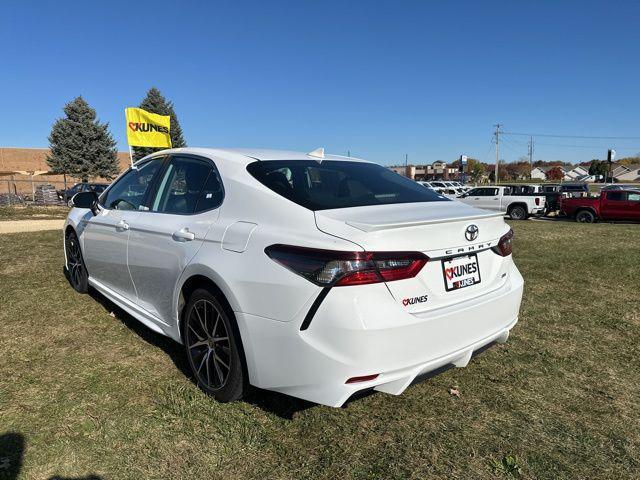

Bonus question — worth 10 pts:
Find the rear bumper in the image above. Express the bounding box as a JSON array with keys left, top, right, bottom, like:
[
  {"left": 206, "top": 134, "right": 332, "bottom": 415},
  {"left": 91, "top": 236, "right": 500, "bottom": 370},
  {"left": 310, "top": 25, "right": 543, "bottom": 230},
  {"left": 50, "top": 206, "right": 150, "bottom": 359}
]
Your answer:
[
  {"left": 236, "top": 263, "right": 524, "bottom": 407},
  {"left": 530, "top": 206, "right": 545, "bottom": 215}
]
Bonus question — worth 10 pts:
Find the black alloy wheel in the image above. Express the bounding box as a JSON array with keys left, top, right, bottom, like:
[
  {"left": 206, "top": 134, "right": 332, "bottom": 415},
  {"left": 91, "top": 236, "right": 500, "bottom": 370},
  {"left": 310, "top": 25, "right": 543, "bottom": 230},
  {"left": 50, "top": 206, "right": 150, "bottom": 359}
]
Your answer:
[
  {"left": 65, "top": 230, "right": 89, "bottom": 293},
  {"left": 576, "top": 210, "right": 596, "bottom": 223},
  {"left": 183, "top": 289, "right": 246, "bottom": 402}
]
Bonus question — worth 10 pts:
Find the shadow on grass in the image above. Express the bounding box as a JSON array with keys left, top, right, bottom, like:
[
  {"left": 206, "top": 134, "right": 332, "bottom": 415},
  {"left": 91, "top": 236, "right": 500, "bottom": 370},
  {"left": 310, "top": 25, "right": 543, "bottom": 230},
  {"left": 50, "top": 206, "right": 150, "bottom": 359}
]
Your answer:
[
  {"left": 67, "top": 269, "right": 505, "bottom": 420},
  {"left": 0, "top": 432, "right": 23, "bottom": 480},
  {"left": 0, "top": 432, "right": 100, "bottom": 480},
  {"left": 86, "top": 286, "right": 316, "bottom": 420}
]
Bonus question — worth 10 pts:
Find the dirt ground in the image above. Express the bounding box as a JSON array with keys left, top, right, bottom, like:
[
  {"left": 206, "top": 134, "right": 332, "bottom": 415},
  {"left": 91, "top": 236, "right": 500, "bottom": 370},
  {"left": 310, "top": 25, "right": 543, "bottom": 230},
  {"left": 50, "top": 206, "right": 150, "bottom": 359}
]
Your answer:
[{"left": 0, "top": 219, "right": 64, "bottom": 234}]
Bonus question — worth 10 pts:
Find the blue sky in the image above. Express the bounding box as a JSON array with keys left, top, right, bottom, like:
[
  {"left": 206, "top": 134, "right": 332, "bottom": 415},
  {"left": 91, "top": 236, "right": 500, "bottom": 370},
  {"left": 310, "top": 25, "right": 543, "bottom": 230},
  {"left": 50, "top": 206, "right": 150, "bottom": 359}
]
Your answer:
[{"left": 2, "top": 0, "right": 640, "bottom": 165}]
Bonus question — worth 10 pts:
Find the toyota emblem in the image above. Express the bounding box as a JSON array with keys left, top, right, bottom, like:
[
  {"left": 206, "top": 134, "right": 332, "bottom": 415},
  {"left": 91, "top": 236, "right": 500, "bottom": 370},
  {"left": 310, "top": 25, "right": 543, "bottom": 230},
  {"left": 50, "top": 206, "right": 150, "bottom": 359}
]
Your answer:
[{"left": 465, "top": 224, "right": 479, "bottom": 241}]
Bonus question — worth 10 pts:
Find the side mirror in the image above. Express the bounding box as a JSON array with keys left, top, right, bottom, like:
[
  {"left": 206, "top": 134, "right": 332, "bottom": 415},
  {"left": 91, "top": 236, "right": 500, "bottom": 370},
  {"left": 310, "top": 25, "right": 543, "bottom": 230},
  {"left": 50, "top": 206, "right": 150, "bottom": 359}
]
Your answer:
[{"left": 71, "top": 191, "right": 99, "bottom": 216}]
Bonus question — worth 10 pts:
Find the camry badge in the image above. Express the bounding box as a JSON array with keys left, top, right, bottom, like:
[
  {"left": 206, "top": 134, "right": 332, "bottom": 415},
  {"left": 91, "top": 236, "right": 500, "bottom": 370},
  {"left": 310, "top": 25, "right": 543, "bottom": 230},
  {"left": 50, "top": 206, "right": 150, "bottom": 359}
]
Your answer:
[{"left": 465, "top": 224, "right": 479, "bottom": 241}]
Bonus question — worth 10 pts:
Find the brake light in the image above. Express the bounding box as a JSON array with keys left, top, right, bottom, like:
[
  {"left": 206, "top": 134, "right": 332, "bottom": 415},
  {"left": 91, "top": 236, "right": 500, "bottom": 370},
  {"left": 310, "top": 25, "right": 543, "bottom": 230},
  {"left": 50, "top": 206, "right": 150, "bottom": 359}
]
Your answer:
[
  {"left": 491, "top": 229, "right": 514, "bottom": 257},
  {"left": 535, "top": 197, "right": 541, "bottom": 206},
  {"left": 264, "top": 244, "right": 428, "bottom": 287}
]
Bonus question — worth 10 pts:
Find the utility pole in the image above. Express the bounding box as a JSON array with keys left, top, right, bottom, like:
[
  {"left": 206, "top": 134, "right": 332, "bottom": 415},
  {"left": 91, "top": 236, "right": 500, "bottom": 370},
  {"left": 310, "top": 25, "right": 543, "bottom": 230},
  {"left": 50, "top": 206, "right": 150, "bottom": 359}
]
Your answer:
[
  {"left": 494, "top": 123, "right": 502, "bottom": 184},
  {"left": 405, "top": 153, "right": 408, "bottom": 167},
  {"left": 528, "top": 136, "right": 534, "bottom": 178}
]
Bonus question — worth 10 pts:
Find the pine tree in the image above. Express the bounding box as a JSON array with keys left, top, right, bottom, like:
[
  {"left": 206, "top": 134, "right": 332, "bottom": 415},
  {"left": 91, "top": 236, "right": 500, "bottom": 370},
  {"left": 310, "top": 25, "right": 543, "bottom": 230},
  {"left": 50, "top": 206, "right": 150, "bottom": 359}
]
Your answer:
[
  {"left": 47, "top": 96, "right": 119, "bottom": 182},
  {"left": 133, "top": 87, "right": 186, "bottom": 160}
]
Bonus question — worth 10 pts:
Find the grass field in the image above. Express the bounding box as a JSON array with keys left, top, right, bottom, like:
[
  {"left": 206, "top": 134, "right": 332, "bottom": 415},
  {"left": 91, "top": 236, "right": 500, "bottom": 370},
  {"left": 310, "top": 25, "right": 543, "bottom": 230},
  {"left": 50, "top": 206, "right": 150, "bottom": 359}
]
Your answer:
[
  {"left": 0, "top": 221, "right": 639, "bottom": 479},
  {"left": 0, "top": 206, "right": 68, "bottom": 222}
]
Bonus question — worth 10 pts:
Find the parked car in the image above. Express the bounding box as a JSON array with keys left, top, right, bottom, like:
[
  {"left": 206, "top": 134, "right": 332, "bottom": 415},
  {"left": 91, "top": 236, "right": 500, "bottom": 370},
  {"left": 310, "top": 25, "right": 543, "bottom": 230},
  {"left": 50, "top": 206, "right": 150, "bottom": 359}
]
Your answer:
[
  {"left": 560, "top": 189, "right": 640, "bottom": 223},
  {"left": 64, "top": 148, "right": 524, "bottom": 407},
  {"left": 457, "top": 186, "right": 545, "bottom": 219},
  {"left": 417, "top": 181, "right": 436, "bottom": 190},
  {"left": 59, "top": 182, "right": 109, "bottom": 206},
  {"left": 600, "top": 184, "right": 639, "bottom": 191},
  {"left": 531, "top": 183, "right": 590, "bottom": 215}
]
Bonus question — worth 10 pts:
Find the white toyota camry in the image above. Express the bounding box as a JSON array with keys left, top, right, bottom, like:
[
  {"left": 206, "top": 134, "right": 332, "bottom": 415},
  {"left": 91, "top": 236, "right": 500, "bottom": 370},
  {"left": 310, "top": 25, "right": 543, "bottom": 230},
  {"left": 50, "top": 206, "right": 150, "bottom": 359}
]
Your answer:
[{"left": 64, "top": 147, "right": 523, "bottom": 407}]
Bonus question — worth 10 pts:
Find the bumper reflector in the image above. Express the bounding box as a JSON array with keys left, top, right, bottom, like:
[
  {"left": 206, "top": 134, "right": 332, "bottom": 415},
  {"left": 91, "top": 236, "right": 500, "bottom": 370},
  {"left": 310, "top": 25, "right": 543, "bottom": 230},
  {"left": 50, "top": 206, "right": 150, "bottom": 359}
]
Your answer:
[{"left": 346, "top": 374, "right": 379, "bottom": 384}]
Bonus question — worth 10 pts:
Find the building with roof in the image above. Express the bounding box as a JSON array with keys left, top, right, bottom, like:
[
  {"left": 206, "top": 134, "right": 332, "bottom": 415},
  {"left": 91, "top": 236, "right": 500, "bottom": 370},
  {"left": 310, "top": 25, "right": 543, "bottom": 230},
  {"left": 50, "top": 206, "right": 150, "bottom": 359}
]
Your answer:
[{"left": 614, "top": 163, "right": 640, "bottom": 182}]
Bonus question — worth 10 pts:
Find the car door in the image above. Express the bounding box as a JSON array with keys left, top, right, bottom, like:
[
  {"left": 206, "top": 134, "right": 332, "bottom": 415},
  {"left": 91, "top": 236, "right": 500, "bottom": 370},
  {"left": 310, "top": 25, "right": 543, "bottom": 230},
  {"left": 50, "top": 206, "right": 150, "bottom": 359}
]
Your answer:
[
  {"left": 459, "top": 187, "right": 482, "bottom": 206},
  {"left": 470, "top": 187, "right": 499, "bottom": 210},
  {"left": 600, "top": 191, "right": 627, "bottom": 219},
  {"left": 127, "top": 155, "right": 224, "bottom": 323},
  {"left": 626, "top": 191, "right": 640, "bottom": 221},
  {"left": 487, "top": 187, "right": 503, "bottom": 211},
  {"left": 82, "top": 158, "right": 164, "bottom": 300}
]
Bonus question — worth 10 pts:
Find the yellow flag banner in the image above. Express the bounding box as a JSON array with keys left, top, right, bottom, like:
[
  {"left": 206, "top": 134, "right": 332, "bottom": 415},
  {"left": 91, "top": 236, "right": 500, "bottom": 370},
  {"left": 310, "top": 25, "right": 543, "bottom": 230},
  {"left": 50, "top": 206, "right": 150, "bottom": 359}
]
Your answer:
[{"left": 125, "top": 107, "right": 172, "bottom": 148}]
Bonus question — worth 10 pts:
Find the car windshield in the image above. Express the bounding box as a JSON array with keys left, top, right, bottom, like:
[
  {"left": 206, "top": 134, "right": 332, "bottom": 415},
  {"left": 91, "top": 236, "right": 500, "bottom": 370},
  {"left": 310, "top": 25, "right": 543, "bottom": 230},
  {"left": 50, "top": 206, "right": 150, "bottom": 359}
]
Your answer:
[{"left": 247, "top": 160, "right": 448, "bottom": 211}]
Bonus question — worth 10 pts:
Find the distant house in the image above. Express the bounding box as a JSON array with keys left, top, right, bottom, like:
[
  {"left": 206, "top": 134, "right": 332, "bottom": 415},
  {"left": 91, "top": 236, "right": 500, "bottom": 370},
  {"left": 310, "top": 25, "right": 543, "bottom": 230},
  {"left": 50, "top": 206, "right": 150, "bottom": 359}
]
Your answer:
[
  {"left": 614, "top": 164, "right": 640, "bottom": 182},
  {"left": 566, "top": 165, "right": 589, "bottom": 179},
  {"left": 531, "top": 165, "right": 572, "bottom": 181},
  {"left": 530, "top": 167, "right": 548, "bottom": 180}
]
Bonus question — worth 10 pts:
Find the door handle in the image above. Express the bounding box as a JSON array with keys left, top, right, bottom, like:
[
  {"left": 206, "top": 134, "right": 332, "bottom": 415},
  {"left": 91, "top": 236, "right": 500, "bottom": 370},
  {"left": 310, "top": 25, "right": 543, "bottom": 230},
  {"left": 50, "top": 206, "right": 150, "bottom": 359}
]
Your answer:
[
  {"left": 172, "top": 228, "right": 195, "bottom": 242},
  {"left": 115, "top": 220, "right": 130, "bottom": 231}
]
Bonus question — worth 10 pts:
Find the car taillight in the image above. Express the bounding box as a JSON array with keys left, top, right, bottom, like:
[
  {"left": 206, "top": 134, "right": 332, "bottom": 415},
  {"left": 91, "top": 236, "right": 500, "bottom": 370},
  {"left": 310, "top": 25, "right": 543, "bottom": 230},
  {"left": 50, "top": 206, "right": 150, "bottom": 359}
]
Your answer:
[
  {"left": 491, "top": 229, "right": 514, "bottom": 257},
  {"left": 535, "top": 197, "right": 541, "bottom": 205},
  {"left": 264, "top": 244, "right": 428, "bottom": 287}
]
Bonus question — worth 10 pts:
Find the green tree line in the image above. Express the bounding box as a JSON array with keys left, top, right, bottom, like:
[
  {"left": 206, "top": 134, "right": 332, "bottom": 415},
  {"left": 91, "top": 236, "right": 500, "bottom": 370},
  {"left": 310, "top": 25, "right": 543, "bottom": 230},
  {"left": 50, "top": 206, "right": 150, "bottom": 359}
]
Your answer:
[{"left": 47, "top": 88, "right": 186, "bottom": 183}]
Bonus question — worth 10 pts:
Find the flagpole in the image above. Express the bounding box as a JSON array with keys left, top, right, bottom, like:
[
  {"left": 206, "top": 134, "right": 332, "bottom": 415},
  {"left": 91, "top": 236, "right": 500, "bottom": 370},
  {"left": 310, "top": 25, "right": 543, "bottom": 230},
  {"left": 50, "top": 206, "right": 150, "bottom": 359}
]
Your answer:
[{"left": 125, "top": 108, "right": 134, "bottom": 168}]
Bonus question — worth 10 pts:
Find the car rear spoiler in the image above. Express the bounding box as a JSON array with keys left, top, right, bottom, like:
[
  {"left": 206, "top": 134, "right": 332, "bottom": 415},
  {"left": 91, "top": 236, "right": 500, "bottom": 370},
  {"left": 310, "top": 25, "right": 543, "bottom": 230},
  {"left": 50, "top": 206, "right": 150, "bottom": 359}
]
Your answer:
[{"left": 345, "top": 211, "right": 505, "bottom": 233}]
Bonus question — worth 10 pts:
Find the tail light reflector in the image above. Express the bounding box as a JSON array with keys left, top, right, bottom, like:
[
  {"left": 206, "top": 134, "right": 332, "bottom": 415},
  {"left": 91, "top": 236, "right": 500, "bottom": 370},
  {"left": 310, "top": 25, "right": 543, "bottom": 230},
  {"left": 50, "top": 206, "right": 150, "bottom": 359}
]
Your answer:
[
  {"left": 265, "top": 244, "right": 428, "bottom": 287},
  {"left": 492, "top": 229, "right": 514, "bottom": 257},
  {"left": 346, "top": 374, "right": 379, "bottom": 384}
]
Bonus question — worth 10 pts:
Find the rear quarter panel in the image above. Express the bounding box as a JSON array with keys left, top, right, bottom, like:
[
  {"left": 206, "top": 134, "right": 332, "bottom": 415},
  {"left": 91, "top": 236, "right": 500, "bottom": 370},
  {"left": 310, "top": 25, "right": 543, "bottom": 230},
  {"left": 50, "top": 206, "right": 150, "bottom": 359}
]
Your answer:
[{"left": 561, "top": 197, "right": 600, "bottom": 217}]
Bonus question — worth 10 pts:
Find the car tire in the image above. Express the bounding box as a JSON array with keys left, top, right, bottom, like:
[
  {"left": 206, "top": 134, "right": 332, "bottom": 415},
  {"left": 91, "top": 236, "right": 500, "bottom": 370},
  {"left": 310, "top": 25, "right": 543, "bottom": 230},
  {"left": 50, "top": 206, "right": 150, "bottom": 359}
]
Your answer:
[
  {"left": 576, "top": 210, "right": 596, "bottom": 223},
  {"left": 183, "top": 288, "right": 247, "bottom": 403},
  {"left": 65, "top": 230, "right": 89, "bottom": 293},
  {"left": 509, "top": 205, "right": 527, "bottom": 220}
]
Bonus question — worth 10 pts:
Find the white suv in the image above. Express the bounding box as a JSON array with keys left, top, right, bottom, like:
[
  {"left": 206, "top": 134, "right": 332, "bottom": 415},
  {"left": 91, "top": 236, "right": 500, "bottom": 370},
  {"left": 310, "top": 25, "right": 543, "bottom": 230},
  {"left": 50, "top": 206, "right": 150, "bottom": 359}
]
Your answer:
[{"left": 64, "top": 148, "right": 523, "bottom": 407}]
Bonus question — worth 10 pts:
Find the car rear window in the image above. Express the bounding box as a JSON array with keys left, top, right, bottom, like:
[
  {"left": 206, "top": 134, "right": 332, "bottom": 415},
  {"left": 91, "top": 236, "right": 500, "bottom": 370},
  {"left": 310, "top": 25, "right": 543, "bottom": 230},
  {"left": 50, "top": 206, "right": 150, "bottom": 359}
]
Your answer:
[{"left": 247, "top": 160, "right": 448, "bottom": 211}]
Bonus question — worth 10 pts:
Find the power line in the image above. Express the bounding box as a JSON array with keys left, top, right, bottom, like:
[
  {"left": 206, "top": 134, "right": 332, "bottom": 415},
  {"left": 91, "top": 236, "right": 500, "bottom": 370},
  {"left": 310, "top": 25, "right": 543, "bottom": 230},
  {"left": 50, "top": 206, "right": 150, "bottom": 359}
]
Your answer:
[
  {"left": 500, "top": 136, "right": 526, "bottom": 150},
  {"left": 533, "top": 142, "right": 640, "bottom": 150},
  {"left": 499, "top": 132, "right": 640, "bottom": 153},
  {"left": 503, "top": 131, "right": 640, "bottom": 140}
]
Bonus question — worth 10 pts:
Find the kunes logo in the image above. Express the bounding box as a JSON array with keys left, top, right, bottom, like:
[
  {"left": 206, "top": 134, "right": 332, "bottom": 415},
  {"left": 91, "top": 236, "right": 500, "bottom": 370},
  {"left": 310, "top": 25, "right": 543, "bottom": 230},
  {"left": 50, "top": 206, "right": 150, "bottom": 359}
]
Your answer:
[
  {"left": 402, "top": 295, "right": 428, "bottom": 307},
  {"left": 128, "top": 122, "right": 169, "bottom": 134}
]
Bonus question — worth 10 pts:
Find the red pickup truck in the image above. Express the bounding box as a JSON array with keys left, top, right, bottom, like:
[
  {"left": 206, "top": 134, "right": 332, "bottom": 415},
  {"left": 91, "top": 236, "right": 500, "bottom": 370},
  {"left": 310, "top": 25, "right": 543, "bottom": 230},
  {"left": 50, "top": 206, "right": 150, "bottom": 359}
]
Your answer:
[{"left": 560, "top": 189, "right": 640, "bottom": 223}]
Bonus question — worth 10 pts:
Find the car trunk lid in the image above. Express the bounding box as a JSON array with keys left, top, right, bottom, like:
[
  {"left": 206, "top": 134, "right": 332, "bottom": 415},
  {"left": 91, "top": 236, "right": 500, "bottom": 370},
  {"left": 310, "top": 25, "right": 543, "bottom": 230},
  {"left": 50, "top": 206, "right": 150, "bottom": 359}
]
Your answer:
[{"left": 315, "top": 201, "right": 512, "bottom": 314}]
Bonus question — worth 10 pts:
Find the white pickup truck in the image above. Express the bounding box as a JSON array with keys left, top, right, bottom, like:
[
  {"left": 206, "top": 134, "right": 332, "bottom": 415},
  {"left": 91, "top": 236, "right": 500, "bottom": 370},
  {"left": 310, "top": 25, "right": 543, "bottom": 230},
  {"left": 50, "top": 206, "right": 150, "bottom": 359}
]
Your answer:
[{"left": 456, "top": 186, "right": 546, "bottom": 220}]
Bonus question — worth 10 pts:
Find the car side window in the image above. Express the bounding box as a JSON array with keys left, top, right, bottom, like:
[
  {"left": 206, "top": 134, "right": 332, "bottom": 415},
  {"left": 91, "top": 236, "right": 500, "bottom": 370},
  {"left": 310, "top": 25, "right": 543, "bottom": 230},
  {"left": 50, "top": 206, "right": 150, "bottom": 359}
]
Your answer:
[
  {"left": 194, "top": 169, "right": 224, "bottom": 212},
  {"left": 607, "top": 191, "right": 626, "bottom": 202},
  {"left": 628, "top": 193, "right": 640, "bottom": 202},
  {"left": 100, "top": 159, "right": 162, "bottom": 211},
  {"left": 151, "top": 156, "right": 222, "bottom": 215}
]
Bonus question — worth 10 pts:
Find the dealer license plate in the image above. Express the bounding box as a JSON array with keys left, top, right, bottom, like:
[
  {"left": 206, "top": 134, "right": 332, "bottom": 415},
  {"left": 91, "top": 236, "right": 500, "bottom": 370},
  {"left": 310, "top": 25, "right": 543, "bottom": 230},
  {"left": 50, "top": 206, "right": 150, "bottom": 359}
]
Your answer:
[{"left": 442, "top": 254, "right": 481, "bottom": 291}]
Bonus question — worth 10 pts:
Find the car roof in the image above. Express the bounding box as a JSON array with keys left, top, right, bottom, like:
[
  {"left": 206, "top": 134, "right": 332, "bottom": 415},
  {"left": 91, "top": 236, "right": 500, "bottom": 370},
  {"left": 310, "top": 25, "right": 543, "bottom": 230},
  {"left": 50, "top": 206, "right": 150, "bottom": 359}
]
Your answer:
[{"left": 142, "top": 147, "right": 373, "bottom": 166}]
